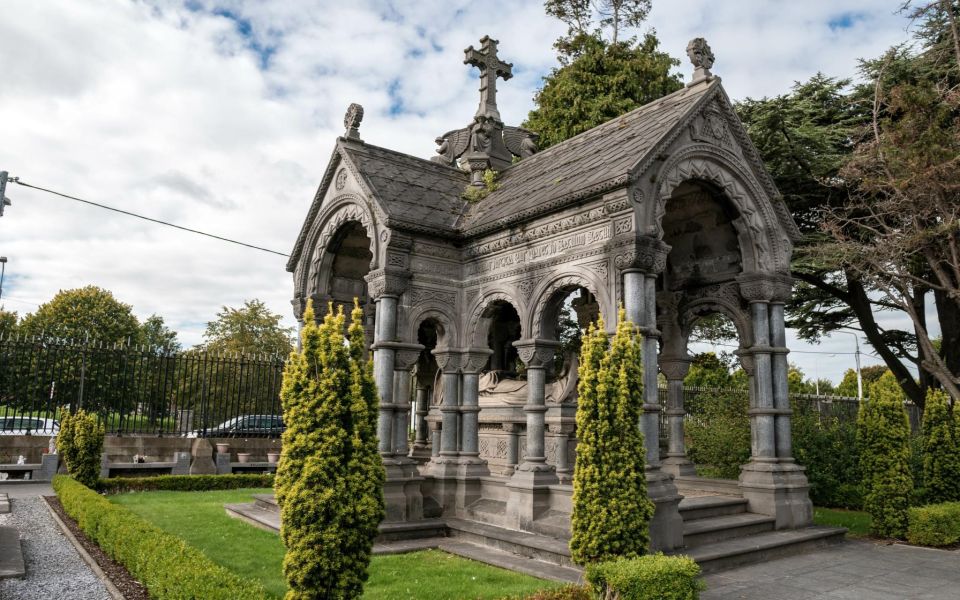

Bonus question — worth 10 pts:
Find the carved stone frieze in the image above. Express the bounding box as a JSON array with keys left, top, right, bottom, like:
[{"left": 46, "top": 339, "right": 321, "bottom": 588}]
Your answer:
[
  {"left": 465, "top": 206, "right": 609, "bottom": 258},
  {"left": 409, "top": 286, "right": 457, "bottom": 308},
  {"left": 465, "top": 223, "right": 612, "bottom": 277}
]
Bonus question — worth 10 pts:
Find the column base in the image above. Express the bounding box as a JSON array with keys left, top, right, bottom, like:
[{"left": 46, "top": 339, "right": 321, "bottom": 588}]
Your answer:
[
  {"left": 455, "top": 456, "right": 489, "bottom": 513},
  {"left": 738, "top": 461, "right": 813, "bottom": 529},
  {"left": 383, "top": 461, "right": 424, "bottom": 523},
  {"left": 646, "top": 467, "right": 684, "bottom": 552},
  {"left": 505, "top": 461, "right": 557, "bottom": 531},
  {"left": 661, "top": 455, "right": 697, "bottom": 478}
]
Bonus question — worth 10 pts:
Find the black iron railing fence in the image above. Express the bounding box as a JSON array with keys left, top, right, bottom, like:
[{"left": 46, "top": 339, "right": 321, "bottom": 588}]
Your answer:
[
  {"left": 0, "top": 334, "right": 286, "bottom": 436},
  {"left": 1, "top": 334, "right": 922, "bottom": 438}
]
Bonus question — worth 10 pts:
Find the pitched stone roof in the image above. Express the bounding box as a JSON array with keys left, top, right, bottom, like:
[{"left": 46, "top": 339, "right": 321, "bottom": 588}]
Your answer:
[
  {"left": 340, "top": 140, "right": 469, "bottom": 236},
  {"left": 460, "top": 80, "right": 719, "bottom": 236}
]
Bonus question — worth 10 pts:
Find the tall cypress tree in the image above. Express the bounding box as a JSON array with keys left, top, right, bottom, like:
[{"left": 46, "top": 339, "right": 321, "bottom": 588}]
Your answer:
[
  {"left": 570, "top": 309, "right": 654, "bottom": 564},
  {"left": 857, "top": 371, "right": 913, "bottom": 538},
  {"left": 922, "top": 388, "right": 960, "bottom": 503},
  {"left": 275, "top": 300, "right": 384, "bottom": 600}
]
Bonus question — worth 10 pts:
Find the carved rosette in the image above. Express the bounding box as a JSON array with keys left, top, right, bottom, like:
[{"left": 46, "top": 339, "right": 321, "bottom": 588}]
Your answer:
[
  {"left": 432, "top": 348, "right": 461, "bottom": 373},
  {"left": 460, "top": 348, "right": 494, "bottom": 374},
  {"left": 659, "top": 357, "right": 693, "bottom": 381},
  {"left": 736, "top": 273, "right": 793, "bottom": 303},
  {"left": 617, "top": 235, "right": 671, "bottom": 274},
  {"left": 364, "top": 267, "right": 411, "bottom": 299},
  {"left": 513, "top": 339, "right": 561, "bottom": 370}
]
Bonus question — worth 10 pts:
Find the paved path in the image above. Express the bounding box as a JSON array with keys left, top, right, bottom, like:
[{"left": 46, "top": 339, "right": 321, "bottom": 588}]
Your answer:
[
  {"left": 703, "top": 539, "right": 960, "bottom": 599},
  {"left": 0, "top": 483, "right": 54, "bottom": 499}
]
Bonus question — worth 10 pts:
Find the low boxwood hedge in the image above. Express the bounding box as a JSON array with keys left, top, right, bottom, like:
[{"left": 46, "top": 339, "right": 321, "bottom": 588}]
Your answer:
[
  {"left": 98, "top": 473, "right": 274, "bottom": 494},
  {"left": 907, "top": 501, "right": 960, "bottom": 547},
  {"left": 53, "top": 475, "right": 269, "bottom": 600},
  {"left": 585, "top": 553, "right": 704, "bottom": 600}
]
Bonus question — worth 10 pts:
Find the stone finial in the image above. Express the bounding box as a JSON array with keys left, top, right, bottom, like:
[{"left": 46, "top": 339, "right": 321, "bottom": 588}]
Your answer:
[
  {"left": 343, "top": 103, "right": 364, "bottom": 140},
  {"left": 686, "top": 38, "right": 715, "bottom": 86},
  {"left": 464, "top": 35, "right": 513, "bottom": 121}
]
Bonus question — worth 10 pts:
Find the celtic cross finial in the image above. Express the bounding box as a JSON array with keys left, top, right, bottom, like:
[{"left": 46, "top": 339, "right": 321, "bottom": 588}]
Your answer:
[
  {"left": 464, "top": 35, "right": 513, "bottom": 122},
  {"left": 686, "top": 38, "right": 715, "bottom": 86},
  {"left": 343, "top": 103, "right": 364, "bottom": 140}
]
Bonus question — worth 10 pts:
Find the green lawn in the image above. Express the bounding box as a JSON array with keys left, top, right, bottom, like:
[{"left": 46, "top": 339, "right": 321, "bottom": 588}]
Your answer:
[
  {"left": 813, "top": 506, "right": 871, "bottom": 537},
  {"left": 110, "top": 488, "right": 558, "bottom": 599}
]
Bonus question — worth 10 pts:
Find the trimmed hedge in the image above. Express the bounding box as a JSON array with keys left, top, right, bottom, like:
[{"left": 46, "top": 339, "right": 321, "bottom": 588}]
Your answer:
[
  {"left": 907, "top": 502, "right": 960, "bottom": 547},
  {"left": 585, "top": 553, "right": 704, "bottom": 600},
  {"left": 502, "top": 586, "right": 592, "bottom": 599},
  {"left": 98, "top": 473, "right": 274, "bottom": 494},
  {"left": 53, "top": 475, "right": 268, "bottom": 599}
]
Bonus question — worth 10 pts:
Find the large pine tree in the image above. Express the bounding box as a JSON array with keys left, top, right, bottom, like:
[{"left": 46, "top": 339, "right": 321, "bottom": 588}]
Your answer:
[
  {"left": 570, "top": 309, "right": 654, "bottom": 564},
  {"left": 275, "top": 300, "right": 384, "bottom": 600}
]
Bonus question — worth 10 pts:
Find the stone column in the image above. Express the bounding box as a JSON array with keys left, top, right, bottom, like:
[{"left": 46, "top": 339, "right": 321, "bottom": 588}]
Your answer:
[
  {"left": 504, "top": 423, "right": 520, "bottom": 471},
  {"left": 432, "top": 350, "right": 461, "bottom": 462},
  {"left": 737, "top": 273, "right": 812, "bottom": 529},
  {"left": 660, "top": 357, "right": 695, "bottom": 478},
  {"left": 506, "top": 339, "right": 559, "bottom": 531},
  {"left": 392, "top": 347, "right": 424, "bottom": 461},
  {"left": 549, "top": 424, "right": 574, "bottom": 483},
  {"left": 619, "top": 234, "right": 683, "bottom": 551},
  {"left": 459, "top": 349, "right": 493, "bottom": 463},
  {"left": 411, "top": 384, "right": 431, "bottom": 460},
  {"left": 770, "top": 301, "right": 794, "bottom": 462},
  {"left": 372, "top": 295, "right": 398, "bottom": 459}
]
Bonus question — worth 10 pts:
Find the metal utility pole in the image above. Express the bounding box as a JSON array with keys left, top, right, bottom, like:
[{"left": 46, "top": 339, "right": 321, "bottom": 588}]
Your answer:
[
  {"left": 836, "top": 330, "right": 863, "bottom": 401},
  {"left": 0, "top": 171, "right": 10, "bottom": 217},
  {"left": 0, "top": 257, "right": 6, "bottom": 301}
]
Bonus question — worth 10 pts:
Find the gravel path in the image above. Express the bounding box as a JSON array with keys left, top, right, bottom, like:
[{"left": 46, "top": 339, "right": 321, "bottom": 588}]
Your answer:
[{"left": 0, "top": 496, "right": 110, "bottom": 600}]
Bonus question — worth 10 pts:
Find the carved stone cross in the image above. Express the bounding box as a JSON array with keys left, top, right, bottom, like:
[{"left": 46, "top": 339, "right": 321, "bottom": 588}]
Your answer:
[{"left": 464, "top": 35, "right": 513, "bottom": 121}]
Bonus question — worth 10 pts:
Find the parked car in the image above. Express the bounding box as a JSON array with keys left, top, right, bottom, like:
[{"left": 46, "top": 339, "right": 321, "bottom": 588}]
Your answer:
[
  {"left": 0, "top": 417, "right": 60, "bottom": 436},
  {"left": 186, "top": 414, "right": 285, "bottom": 438}
]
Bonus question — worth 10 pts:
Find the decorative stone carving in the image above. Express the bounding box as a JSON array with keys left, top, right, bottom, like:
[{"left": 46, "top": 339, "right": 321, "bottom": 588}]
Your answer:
[
  {"left": 364, "top": 267, "right": 410, "bottom": 299},
  {"left": 686, "top": 38, "right": 714, "bottom": 84},
  {"left": 334, "top": 168, "right": 348, "bottom": 191},
  {"left": 343, "top": 103, "right": 364, "bottom": 139},
  {"left": 659, "top": 357, "right": 693, "bottom": 381},
  {"left": 394, "top": 345, "right": 425, "bottom": 371},
  {"left": 409, "top": 286, "right": 456, "bottom": 308},
  {"left": 513, "top": 339, "right": 560, "bottom": 370},
  {"left": 616, "top": 235, "right": 670, "bottom": 273},
  {"left": 736, "top": 273, "right": 793, "bottom": 303},
  {"left": 461, "top": 348, "right": 494, "bottom": 374},
  {"left": 530, "top": 274, "right": 603, "bottom": 338},
  {"left": 689, "top": 104, "right": 732, "bottom": 148},
  {"left": 432, "top": 349, "right": 461, "bottom": 373}
]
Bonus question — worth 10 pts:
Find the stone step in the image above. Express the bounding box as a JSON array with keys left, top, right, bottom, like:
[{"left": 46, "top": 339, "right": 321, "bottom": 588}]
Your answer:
[
  {"left": 225, "top": 501, "right": 280, "bottom": 533},
  {"left": 252, "top": 493, "right": 278, "bottom": 512},
  {"left": 530, "top": 510, "right": 572, "bottom": 540},
  {"left": 445, "top": 517, "right": 576, "bottom": 568},
  {"left": 674, "top": 476, "right": 742, "bottom": 496},
  {"left": 0, "top": 526, "right": 25, "bottom": 579},
  {"left": 678, "top": 495, "right": 747, "bottom": 521},
  {"left": 679, "top": 526, "right": 847, "bottom": 574},
  {"left": 0, "top": 493, "right": 9, "bottom": 514},
  {"left": 682, "top": 513, "right": 776, "bottom": 548}
]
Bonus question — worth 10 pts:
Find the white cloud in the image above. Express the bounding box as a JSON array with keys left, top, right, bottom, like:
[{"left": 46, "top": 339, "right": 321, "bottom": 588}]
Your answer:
[{"left": 0, "top": 0, "right": 920, "bottom": 384}]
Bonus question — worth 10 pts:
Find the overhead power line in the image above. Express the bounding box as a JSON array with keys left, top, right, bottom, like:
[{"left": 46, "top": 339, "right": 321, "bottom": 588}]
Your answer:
[{"left": 9, "top": 178, "right": 289, "bottom": 257}]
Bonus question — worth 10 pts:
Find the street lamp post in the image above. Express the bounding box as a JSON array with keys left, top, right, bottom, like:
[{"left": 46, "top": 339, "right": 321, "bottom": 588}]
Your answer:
[{"left": 835, "top": 330, "right": 863, "bottom": 401}]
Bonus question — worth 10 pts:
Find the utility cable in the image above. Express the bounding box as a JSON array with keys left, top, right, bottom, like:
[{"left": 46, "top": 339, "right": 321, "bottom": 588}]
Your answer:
[{"left": 10, "top": 179, "right": 290, "bottom": 257}]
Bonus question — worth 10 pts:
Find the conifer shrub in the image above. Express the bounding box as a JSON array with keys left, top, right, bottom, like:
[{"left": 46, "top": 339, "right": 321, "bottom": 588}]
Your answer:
[
  {"left": 907, "top": 501, "right": 960, "bottom": 547},
  {"left": 570, "top": 310, "right": 654, "bottom": 565},
  {"left": 584, "top": 553, "right": 704, "bottom": 600},
  {"left": 274, "top": 300, "right": 384, "bottom": 600},
  {"left": 56, "top": 407, "right": 104, "bottom": 488},
  {"left": 921, "top": 389, "right": 960, "bottom": 504},
  {"left": 857, "top": 371, "right": 914, "bottom": 538}
]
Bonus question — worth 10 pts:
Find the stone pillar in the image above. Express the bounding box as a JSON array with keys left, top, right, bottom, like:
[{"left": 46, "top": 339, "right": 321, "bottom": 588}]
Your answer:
[
  {"left": 506, "top": 339, "right": 559, "bottom": 530},
  {"left": 430, "top": 422, "right": 441, "bottom": 459},
  {"left": 619, "top": 235, "right": 683, "bottom": 551},
  {"left": 411, "top": 384, "right": 431, "bottom": 461},
  {"left": 770, "top": 302, "right": 794, "bottom": 462},
  {"left": 372, "top": 295, "right": 399, "bottom": 459},
  {"left": 737, "top": 274, "right": 812, "bottom": 529},
  {"left": 432, "top": 350, "right": 461, "bottom": 463},
  {"left": 549, "top": 424, "right": 574, "bottom": 484},
  {"left": 504, "top": 423, "right": 520, "bottom": 470},
  {"left": 392, "top": 347, "right": 424, "bottom": 460},
  {"left": 455, "top": 348, "right": 493, "bottom": 510},
  {"left": 659, "top": 357, "right": 695, "bottom": 478}
]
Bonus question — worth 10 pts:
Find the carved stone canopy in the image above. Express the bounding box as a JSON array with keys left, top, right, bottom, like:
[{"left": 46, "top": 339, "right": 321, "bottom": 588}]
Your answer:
[
  {"left": 344, "top": 103, "right": 364, "bottom": 140},
  {"left": 512, "top": 339, "right": 561, "bottom": 370}
]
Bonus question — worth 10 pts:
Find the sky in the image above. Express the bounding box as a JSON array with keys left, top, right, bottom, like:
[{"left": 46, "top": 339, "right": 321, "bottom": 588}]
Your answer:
[{"left": 0, "top": 0, "right": 922, "bottom": 384}]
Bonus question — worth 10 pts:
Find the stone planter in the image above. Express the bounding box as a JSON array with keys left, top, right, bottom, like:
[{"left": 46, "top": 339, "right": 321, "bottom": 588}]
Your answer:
[
  {"left": 237, "top": 453, "right": 251, "bottom": 464},
  {"left": 267, "top": 452, "right": 280, "bottom": 464},
  {"left": 215, "top": 443, "right": 230, "bottom": 455}
]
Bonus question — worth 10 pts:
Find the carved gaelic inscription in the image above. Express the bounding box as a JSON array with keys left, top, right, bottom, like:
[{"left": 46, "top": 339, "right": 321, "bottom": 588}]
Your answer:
[{"left": 466, "top": 224, "right": 612, "bottom": 277}]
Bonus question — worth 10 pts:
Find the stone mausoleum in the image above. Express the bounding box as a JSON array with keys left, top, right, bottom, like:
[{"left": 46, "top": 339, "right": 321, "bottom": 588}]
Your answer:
[{"left": 280, "top": 36, "right": 840, "bottom": 566}]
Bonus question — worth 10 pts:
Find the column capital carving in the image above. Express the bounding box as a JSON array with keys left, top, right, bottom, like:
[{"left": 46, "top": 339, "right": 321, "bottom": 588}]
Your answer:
[
  {"left": 512, "top": 338, "right": 561, "bottom": 369},
  {"left": 364, "top": 266, "right": 411, "bottom": 299},
  {"left": 736, "top": 273, "right": 792, "bottom": 303},
  {"left": 659, "top": 357, "right": 693, "bottom": 381},
  {"left": 391, "top": 343, "right": 425, "bottom": 371},
  {"left": 616, "top": 235, "right": 671, "bottom": 274},
  {"left": 432, "top": 348, "right": 461, "bottom": 373},
  {"left": 735, "top": 348, "right": 756, "bottom": 376},
  {"left": 460, "top": 347, "right": 494, "bottom": 374}
]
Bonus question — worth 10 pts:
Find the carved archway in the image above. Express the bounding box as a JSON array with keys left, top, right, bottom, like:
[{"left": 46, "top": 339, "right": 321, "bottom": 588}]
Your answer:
[
  {"left": 299, "top": 196, "right": 378, "bottom": 300},
  {"left": 467, "top": 291, "right": 524, "bottom": 349},
  {"left": 529, "top": 271, "right": 610, "bottom": 339}
]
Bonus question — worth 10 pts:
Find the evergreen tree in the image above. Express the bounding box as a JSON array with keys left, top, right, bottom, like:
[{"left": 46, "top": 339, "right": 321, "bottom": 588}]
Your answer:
[
  {"left": 275, "top": 300, "right": 384, "bottom": 600},
  {"left": 570, "top": 309, "right": 654, "bottom": 564},
  {"left": 857, "top": 371, "right": 914, "bottom": 538},
  {"left": 56, "top": 407, "right": 104, "bottom": 489},
  {"left": 922, "top": 388, "right": 960, "bottom": 503}
]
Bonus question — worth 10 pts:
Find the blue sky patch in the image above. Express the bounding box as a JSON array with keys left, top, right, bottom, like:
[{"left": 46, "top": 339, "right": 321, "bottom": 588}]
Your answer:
[{"left": 828, "top": 12, "right": 865, "bottom": 31}]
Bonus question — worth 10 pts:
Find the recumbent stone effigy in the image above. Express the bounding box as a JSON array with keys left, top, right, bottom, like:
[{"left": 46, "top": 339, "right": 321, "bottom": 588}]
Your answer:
[{"left": 284, "top": 35, "right": 814, "bottom": 554}]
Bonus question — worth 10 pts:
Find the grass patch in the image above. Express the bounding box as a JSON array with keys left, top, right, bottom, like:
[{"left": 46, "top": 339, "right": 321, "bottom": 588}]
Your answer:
[
  {"left": 814, "top": 507, "right": 871, "bottom": 537},
  {"left": 110, "top": 488, "right": 557, "bottom": 599}
]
